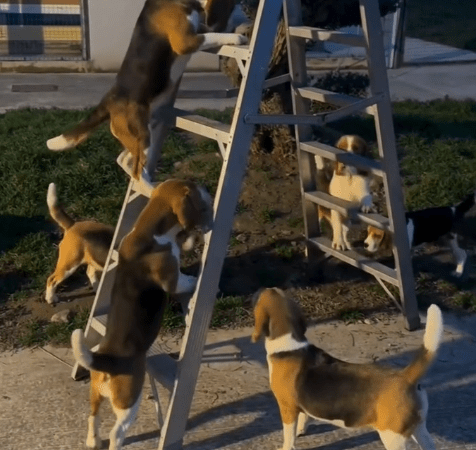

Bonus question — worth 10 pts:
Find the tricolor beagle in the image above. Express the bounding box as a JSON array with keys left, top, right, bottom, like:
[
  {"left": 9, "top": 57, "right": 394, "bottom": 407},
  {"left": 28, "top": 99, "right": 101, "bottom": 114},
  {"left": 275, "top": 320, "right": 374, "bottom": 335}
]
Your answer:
[
  {"left": 45, "top": 182, "right": 114, "bottom": 304},
  {"left": 71, "top": 178, "right": 213, "bottom": 450},
  {"left": 364, "top": 191, "right": 476, "bottom": 277},
  {"left": 316, "top": 135, "right": 374, "bottom": 251},
  {"left": 47, "top": 0, "right": 245, "bottom": 181},
  {"left": 252, "top": 288, "right": 443, "bottom": 450}
]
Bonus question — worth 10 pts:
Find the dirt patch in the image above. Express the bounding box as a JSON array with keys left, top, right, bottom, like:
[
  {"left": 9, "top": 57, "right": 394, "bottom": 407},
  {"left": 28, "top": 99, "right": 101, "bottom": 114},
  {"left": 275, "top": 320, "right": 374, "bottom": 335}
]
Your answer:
[{"left": 2, "top": 148, "right": 476, "bottom": 350}]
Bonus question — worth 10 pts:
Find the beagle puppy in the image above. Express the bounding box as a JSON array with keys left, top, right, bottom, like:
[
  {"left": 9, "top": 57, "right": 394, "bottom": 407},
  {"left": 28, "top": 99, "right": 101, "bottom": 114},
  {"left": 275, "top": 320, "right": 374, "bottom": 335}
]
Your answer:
[
  {"left": 46, "top": 0, "right": 246, "bottom": 181},
  {"left": 71, "top": 178, "right": 213, "bottom": 450},
  {"left": 328, "top": 135, "right": 374, "bottom": 251},
  {"left": 45, "top": 182, "right": 114, "bottom": 304},
  {"left": 315, "top": 136, "right": 374, "bottom": 251},
  {"left": 252, "top": 288, "right": 443, "bottom": 450},
  {"left": 364, "top": 191, "right": 475, "bottom": 277}
]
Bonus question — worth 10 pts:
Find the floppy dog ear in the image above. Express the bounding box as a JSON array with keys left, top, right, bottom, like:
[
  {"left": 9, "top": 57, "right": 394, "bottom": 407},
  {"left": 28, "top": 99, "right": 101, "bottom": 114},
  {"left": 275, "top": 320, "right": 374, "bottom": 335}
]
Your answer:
[
  {"left": 173, "top": 187, "right": 200, "bottom": 231},
  {"left": 252, "top": 300, "right": 270, "bottom": 342}
]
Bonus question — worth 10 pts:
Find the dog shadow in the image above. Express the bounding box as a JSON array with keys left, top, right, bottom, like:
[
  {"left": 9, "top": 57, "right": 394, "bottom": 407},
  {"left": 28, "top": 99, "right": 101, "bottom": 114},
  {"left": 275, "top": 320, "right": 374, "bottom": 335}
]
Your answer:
[{"left": 0, "top": 214, "right": 54, "bottom": 253}]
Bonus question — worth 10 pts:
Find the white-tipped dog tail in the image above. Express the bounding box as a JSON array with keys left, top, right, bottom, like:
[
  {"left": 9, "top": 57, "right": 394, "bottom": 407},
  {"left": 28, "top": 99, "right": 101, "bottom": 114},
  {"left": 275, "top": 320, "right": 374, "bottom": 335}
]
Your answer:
[
  {"left": 71, "top": 329, "right": 136, "bottom": 375},
  {"left": 47, "top": 134, "right": 77, "bottom": 151},
  {"left": 402, "top": 305, "right": 443, "bottom": 385},
  {"left": 423, "top": 304, "right": 443, "bottom": 353},
  {"left": 47, "top": 182, "right": 75, "bottom": 230},
  {"left": 71, "top": 329, "right": 94, "bottom": 370}
]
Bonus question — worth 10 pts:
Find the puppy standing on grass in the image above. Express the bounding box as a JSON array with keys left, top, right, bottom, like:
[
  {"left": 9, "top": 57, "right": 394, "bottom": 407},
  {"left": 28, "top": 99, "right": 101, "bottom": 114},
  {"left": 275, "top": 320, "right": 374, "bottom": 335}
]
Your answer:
[
  {"left": 252, "top": 288, "right": 443, "bottom": 450},
  {"left": 316, "top": 135, "right": 374, "bottom": 251},
  {"left": 71, "top": 178, "right": 213, "bottom": 450},
  {"left": 46, "top": 0, "right": 247, "bottom": 181},
  {"left": 45, "top": 183, "right": 114, "bottom": 304}
]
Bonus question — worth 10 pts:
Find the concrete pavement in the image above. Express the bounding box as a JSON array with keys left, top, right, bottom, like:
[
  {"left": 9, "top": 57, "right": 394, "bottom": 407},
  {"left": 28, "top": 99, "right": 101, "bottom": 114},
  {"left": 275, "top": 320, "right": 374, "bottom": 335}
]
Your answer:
[{"left": 1, "top": 309, "right": 476, "bottom": 450}]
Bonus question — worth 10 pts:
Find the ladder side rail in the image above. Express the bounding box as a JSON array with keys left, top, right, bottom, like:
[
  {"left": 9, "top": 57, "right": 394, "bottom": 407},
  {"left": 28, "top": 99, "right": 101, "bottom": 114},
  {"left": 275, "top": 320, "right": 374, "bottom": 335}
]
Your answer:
[
  {"left": 157, "top": 0, "right": 285, "bottom": 448},
  {"left": 359, "top": 0, "right": 419, "bottom": 330},
  {"left": 283, "top": 0, "right": 320, "bottom": 257},
  {"left": 71, "top": 181, "right": 149, "bottom": 379}
]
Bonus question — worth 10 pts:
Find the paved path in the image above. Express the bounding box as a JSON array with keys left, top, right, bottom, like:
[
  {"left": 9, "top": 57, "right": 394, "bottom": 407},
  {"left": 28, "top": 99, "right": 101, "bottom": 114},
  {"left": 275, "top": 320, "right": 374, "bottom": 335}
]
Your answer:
[{"left": 1, "top": 309, "right": 476, "bottom": 450}]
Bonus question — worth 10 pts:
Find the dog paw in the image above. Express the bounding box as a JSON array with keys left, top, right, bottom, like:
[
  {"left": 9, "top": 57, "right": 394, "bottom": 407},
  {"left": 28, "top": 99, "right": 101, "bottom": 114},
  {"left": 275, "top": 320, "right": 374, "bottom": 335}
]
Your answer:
[
  {"left": 176, "top": 274, "right": 198, "bottom": 294},
  {"left": 452, "top": 269, "right": 464, "bottom": 278},
  {"left": 360, "top": 203, "right": 374, "bottom": 214},
  {"left": 234, "top": 34, "right": 248, "bottom": 45},
  {"left": 332, "top": 240, "right": 346, "bottom": 251},
  {"left": 45, "top": 293, "right": 58, "bottom": 305}
]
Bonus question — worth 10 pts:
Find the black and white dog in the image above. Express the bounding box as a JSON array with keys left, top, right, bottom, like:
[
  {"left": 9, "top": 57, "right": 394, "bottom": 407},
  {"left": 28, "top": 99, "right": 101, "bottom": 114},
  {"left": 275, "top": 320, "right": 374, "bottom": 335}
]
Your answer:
[{"left": 364, "top": 192, "right": 475, "bottom": 277}]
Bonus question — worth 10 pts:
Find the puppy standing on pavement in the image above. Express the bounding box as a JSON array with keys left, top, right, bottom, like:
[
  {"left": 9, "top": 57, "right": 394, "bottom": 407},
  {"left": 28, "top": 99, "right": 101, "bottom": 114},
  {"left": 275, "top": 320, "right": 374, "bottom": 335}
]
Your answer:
[
  {"left": 252, "top": 288, "right": 443, "bottom": 450},
  {"left": 316, "top": 135, "right": 374, "bottom": 251},
  {"left": 364, "top": 191, "right": 476, "bottom": 277},
  {"left": 46, "top": 0, "right": 246, "bottom": 181},
  {"left": 71, "top": 178, "right": 213, "bottom": 450},
  {"left": 45, "top": 183, "right": 114, "bottom": 304}
]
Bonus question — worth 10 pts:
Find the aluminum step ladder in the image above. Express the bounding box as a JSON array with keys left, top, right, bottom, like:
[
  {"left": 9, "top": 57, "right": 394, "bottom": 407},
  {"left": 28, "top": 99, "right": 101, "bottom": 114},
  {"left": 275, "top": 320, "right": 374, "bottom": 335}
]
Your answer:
[{"left": 71, "top": 0, "right": 420, "bottom": 448}]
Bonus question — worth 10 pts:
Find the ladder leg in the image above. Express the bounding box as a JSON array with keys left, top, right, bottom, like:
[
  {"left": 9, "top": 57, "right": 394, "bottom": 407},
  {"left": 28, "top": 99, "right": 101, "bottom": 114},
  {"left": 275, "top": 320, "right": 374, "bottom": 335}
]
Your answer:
[
  {"left": 157, "top": 0, "right": 284, "bottom": 448},
  {"left": 359, "top": 0, "right": 420, "bottom": 330}
]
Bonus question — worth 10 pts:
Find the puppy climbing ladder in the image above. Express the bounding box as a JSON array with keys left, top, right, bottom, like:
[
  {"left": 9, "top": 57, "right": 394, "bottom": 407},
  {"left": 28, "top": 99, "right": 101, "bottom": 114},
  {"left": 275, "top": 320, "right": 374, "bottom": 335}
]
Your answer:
[{"left": 72, "top": 0, "right": 420, "bottom": 448}]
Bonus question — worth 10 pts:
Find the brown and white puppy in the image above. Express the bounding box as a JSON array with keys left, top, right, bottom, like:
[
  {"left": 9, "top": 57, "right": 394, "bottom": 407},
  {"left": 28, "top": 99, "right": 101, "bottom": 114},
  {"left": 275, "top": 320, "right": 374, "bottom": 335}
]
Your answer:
[
  {"left": 71, "top": 178, "right": 213, "bottom": 450},
  {"left": 364, "top": 191, "right": 476, "bottom": 277},
  {"left": 45, "top": 183, "right": 114, "bottom": 304},
  {"left": 252, "top": 288, "right": 443, "bottom": 450},
  {"left": 324, "top": 135, "right": 374, "bottom": 251},
  {"left": 46, "top": 0, "right": 246, "bottom": 181}
]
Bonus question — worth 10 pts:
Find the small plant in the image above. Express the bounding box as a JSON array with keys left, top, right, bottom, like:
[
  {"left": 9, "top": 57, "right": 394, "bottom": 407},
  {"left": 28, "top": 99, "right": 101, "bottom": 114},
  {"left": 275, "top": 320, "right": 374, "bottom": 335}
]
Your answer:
[
  {"left": 211, "top": 296, "right": 247, "bottom": 328},
  {"left": 453, "top": 291, "right": 476, "bottom": 310},
  {"left": 287, "top": 217, "right": 303, "bottom": 228},
  {"left": 274, "top": 244, "right": 294, "bottom": 259},
  {"left": 340, "top": 309, "right": 364, "bottom": 323},
  {"left": 229, "top": 235, "right": 240, "bottom": 248},
  {"left": 236, "top": 202, "right": 248, "bottom": 214},
  {"left": 259, "top": 207, "right": 277, "bottom": 224}
]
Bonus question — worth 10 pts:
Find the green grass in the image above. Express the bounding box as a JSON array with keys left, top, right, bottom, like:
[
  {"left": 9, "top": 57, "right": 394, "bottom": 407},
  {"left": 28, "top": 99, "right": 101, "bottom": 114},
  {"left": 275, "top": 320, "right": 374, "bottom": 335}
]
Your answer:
[
  {"left": 453, "top": 292, "right": 476, "bottom": 311},
  {"left": 274, "top": 244, "right": 295, "bottom": 260},
  {"left": 20, "top": 307, "right": 90, "bottom": 347},
  {"left": 405, "top": 0, "right": 476, "bottom": 51},
  {"left": 2, "top": 100, "right": 476, "bottom": 346},
  {"left": 258, "top": 206, "right": 277, "bottom": 224},
  {"left": 210, "top": 296, "right": 247, "bottom": 328},
  {"left": 331, "top": 99, "right": 476, "bottom": 211},
  {"left": 340, "top": 309, "right": 364, "bottom": 323}
]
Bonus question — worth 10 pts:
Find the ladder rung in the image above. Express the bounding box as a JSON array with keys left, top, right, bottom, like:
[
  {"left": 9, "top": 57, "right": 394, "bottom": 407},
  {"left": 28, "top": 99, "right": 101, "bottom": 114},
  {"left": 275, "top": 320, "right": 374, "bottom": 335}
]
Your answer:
[
  {"left": 146, "top": 342, "right": 178, "bottom": 392},
  {"left": 203, "top": 44, "right": 250, "bottom": 60},
  {"left": 289, "top": 26, "right": 367, "bottom": 47},
  {"left": 300, "top": 141, "right": 384, "bottom": 177},
  {"left": 297, "top": 87, "right": 378, "bottom": 115},
  {"left": 310, "top": 236, "right": 398, "bottom": 286},
  {"left": 90, "top": 314, "right": 107, "bottom": 336},
  {"left": 304, "top": 191, "right": 390, "bottom": 229},
  {"left": 174, "top": 108, "right": 231, "bottom": 144}
]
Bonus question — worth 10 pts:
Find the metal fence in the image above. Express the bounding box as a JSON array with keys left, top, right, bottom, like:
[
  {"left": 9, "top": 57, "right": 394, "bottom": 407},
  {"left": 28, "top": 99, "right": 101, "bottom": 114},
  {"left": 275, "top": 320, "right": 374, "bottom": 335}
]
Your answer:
[{"left": 0, "top": 0, "right": 85, "bottom": 60}]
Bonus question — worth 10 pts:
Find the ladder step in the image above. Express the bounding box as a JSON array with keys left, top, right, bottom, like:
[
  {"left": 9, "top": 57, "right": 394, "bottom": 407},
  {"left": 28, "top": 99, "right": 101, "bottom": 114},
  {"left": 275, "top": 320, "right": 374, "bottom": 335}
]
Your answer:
[
  {"left": 289, "top": 26, "right": 367, "bottom": 47},
  {"left": 90, "top": 314, "right": 107, "bottom": 336},
  {"left": 203, "top": 44, "right": 250, "bottom": 60},
  {"left": 174, "top": 108, "right": 231, "bottom": 144},
  {"left": 297, "top": 87, "right": 378, "bottom": 115},
  {"left": 146, "top": 341, "right": 178, "bottom": 392},
  {"left": 310, "top": 236, "right": 398, "bottom": 286},
  {"left": 304, "top": 191, "right": 390, "bottom": 229},
  {"left": 300, "top": 141, "right": 384, "bottom": 177}
]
